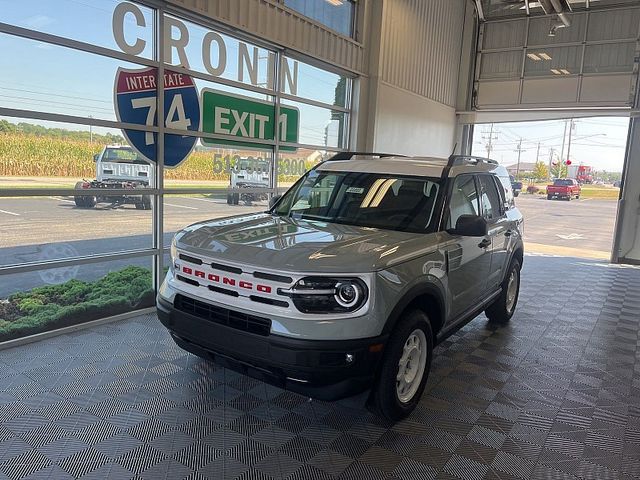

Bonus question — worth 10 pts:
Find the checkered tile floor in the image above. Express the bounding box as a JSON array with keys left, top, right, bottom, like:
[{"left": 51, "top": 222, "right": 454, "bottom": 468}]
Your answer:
[{"left": 1, "top": 255, "right": 640, "bottom": 479}]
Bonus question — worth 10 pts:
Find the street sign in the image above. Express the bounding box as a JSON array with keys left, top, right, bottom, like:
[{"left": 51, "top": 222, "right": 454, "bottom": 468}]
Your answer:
[
  {"left": 200, "top": 89, "right": 299, "bottom": 151},
  {"left": 114, "top": 67, "right": 200, "bottom": 168}
]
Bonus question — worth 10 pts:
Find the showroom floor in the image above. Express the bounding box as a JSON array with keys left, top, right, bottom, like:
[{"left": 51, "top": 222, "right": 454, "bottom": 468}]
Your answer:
[{"left": 1, "top": 255, "right": 639, "bottom": 480}]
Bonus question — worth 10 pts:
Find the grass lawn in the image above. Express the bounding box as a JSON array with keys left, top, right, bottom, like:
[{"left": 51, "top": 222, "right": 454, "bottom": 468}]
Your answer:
[{"left": 525, "top": 183, "right": 619, "bottom": 200}]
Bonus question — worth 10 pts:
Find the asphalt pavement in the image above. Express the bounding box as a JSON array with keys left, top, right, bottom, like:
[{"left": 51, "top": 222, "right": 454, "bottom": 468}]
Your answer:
[
  {"left": 514, "top": 193, "right": 617, "bottom": 256},
  {"left": 0, "top": 193, "right": 618, "bottom": 297}
]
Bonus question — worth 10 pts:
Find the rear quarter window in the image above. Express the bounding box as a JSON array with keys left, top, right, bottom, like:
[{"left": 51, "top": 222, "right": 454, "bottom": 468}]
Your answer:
[{"left": 497, "top": 175, "right": 515, "bottom": 208}]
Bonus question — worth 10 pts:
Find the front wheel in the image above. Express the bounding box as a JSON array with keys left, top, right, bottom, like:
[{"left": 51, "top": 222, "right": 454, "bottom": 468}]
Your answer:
[
  {"left": 547, "top": 194, "right": 552, "bottom": 200},
  {"left": 485, "top": 259, "right": 521, "bottom": 324},
  {"left": 370, "top": 310, "right": 433, "bottom": 421}
]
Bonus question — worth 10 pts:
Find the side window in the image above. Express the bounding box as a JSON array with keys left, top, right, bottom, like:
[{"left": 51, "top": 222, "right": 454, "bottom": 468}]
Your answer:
[
  {"left": 478, "top": 175, "right": 503, "bottom": 221},
  {"left": 447, "top": 175, "right": 480, "bottom": 229},
  {"left": 497, "top": 175, "right": 514, "bottom": 208}
]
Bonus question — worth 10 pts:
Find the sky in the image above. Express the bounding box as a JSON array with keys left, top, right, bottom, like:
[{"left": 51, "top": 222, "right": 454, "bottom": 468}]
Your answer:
[{"left": 471, "top": 117, "right": 629, "bottom": 173}]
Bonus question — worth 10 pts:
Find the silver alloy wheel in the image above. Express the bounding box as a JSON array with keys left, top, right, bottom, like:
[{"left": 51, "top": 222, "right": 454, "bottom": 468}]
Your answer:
[
  {"left": 396, "top": 328, "right": 428, "bottom": 403},
  {"left": 505, "top": 269, "right": 519, "bottom": 313}
]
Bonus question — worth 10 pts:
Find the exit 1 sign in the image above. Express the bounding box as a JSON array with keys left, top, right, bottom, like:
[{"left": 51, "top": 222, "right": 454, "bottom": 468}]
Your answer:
[{"left": 201, "top": 89, "right": 299, "bottom": 151}]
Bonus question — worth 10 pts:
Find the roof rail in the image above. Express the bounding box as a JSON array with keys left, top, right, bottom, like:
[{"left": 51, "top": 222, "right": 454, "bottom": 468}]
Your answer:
[
  {"left": 447, "top": 155, "right": 499, "bottom": 168},
  {"left": 327, "top": 151, "right": 406, "bottom": 161}
]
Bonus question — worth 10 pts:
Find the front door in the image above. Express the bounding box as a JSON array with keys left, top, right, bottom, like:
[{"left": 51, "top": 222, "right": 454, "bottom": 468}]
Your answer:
[{"left": 444, "top": 174, "right": 493, "bottom": 320}]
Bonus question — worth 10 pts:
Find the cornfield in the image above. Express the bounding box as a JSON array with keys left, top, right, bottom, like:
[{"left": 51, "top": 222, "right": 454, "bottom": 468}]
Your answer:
[{"left": 0, "top": 132, "right": 312, "bottom": 181}]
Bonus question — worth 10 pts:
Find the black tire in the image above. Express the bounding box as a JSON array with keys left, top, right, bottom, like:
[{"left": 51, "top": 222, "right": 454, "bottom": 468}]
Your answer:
[
  {"left": 513, "top": 191, "right": 520, "bottom": 197},
  {"left": 485, "top": 258, "right": 521, "bottom": 324},
  {"left": 83, "top": 195, "right": 97, "bottom": 208},
  {"left": 142, "top": 195, "right": 151, "bottom": 210},
  {"left": 547, "top": 194, "right": 552, "bottom": 200},
  {"left": 74, "top": 181, "right": 86, "bottom": 207},
  {"left": 370, "top": 310, "right": 433, "bottom": 421},
  {"left": 566, "top": 195, "right": 571, "bottom": 201},
  {"left": 232, "top": 193, "right": 240, "bottom": 205},
  {"left": 227, "top": 194, "right": 233, "bottom": 205},
  {"left": 576, "top": 195, "right": 580, "bottom": 200}
]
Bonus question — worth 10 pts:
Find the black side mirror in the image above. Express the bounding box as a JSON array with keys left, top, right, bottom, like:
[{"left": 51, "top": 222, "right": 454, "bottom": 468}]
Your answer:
[
  {"left": 448, "top": 215, "right": 487, "bottom": 237},
  {"left": 269, "top": 194, "right": 282, "bottom": 209},
  {"left": 93, "top": 154, "right": 100, "bottom": 162}
]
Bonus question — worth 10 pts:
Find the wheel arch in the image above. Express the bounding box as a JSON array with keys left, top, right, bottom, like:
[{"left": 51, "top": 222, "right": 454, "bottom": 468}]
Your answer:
[{"left": 383, "top": 283, "right": 446, "bottom": 339}]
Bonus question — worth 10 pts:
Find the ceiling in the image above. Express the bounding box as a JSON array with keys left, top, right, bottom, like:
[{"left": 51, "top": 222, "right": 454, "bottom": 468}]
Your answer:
[{"left": 480, "top": 0, "right": 640, "bottom": 19}]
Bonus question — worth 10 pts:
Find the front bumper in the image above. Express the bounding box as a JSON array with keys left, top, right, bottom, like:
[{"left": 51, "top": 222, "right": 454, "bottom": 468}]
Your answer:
[{"left": 157, "top": 296, "right": 387, "bottom": 400}]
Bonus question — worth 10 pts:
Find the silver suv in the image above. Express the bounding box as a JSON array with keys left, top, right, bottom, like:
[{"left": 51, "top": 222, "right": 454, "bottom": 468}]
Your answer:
[{"left": 158, "top": 153, "right": 524, "bottom": 420}]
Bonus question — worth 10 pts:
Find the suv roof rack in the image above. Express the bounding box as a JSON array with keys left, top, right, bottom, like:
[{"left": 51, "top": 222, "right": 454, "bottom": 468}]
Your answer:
[
  {"left": 327, "top": 152, "right": 406, "bottom": 161},
  {"left": 447, "top": 155, "right": 499, "bottom": 167}
]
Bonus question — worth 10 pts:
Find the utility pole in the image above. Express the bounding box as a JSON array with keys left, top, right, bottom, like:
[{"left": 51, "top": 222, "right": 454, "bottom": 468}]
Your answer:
[
  {"left": 559, "top": 119, "right": 568, "bottom": 175},
  {"left": 89, "top": 115, "right": 93, "bottom": 143},
  {"left": 548, "top": 148, "right": 555, "bottom": 179},
  {"left": 535, "top": 142, "right": 541, "bottom": 163},
  {"left": 565, "top": 119, "right": 575, "bottom": 170},
  {"left": 515, "top": 138, "right": 526, "bottom": 176},
  {"left": 482, "top": 123, "right": 498, "bottom": 157}
]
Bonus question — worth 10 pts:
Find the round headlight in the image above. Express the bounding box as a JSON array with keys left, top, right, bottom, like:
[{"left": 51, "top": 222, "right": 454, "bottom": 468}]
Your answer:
[{"left": 335, "top": 281, "right": 362, "bottom": 308}]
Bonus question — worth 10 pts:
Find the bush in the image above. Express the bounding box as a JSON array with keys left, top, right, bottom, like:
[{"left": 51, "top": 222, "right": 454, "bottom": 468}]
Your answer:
[
  {"left": 0, "top": 266, "right": 154, "bottom": 342},
  {"left": 526, "top": 185, "right": 540, "bottom": 194}
]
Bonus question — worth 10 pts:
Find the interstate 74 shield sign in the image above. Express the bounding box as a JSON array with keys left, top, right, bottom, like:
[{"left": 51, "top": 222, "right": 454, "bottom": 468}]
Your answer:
[{"left": 114, "top": 67, "right": 200, "bottom": 168}]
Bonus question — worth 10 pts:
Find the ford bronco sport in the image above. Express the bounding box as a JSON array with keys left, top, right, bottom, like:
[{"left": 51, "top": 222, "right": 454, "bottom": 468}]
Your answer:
[{"left": 158, "top": 153, "right": 524, "bottom": 420}]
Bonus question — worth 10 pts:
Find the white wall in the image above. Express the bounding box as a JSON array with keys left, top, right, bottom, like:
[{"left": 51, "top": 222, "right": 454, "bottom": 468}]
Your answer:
[
  {"left": 372, "top": 82, "right": 457, "bottom": 157},
  {"left": 358, "top": 0, "right": 469, "bottom": 157}
]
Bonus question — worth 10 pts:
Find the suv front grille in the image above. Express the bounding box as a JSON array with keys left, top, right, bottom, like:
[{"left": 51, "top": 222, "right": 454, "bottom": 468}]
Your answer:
[{"left": 174, "top": 294, "right": 271, "bottom": 336}]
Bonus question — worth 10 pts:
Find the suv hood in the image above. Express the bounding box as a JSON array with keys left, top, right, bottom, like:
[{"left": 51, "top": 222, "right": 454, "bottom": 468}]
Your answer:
[{"left": 175, "top": 213, "right": 437, "bottom": 273}]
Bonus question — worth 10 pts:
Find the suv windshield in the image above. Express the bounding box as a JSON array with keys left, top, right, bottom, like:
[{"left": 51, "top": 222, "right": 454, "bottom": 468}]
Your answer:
[
  {"left": 102, "top": 147, "right": 147, "bottom": 164},
  {"left": 553, "top": 179, "right": 573, "bottom": 186},
  {"left": 273, "top": 170, "right": 441, "bottom": 233}
]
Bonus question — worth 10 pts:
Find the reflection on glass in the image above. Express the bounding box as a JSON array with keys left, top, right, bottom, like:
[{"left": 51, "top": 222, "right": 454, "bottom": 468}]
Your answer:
[{"left": 0, "top": 258, "right": 154, "bottom": 342}]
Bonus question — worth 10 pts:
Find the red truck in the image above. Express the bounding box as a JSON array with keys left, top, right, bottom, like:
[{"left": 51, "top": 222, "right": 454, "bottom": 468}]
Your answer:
[{"left": 546, "top": 178, "right": 581, "bottom": 201}]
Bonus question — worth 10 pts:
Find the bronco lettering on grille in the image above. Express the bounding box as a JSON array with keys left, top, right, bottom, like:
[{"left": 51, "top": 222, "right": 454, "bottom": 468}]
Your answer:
[{"left": 180, "top": 265, "right": 272, "bottom": 293}]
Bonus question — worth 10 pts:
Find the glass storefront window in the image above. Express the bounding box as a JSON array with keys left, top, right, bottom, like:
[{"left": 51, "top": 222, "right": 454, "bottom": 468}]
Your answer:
[
  {"left": 0, "top": 0, "right": 155, "bottom": 59},
  {"left": 282, "top": 0, "right": 355, "bottom": 38},
  {"left": 0, "top": 257, "right": 153, "bottom": 342},
  {"left": 281, "top": 57, "right": 350, "bottom": 108}
]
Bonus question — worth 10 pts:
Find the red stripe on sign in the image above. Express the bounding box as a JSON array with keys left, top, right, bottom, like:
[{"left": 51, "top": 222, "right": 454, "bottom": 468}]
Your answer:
[{"left": 116, "top": 68, "right": 195, "bottom": 93}]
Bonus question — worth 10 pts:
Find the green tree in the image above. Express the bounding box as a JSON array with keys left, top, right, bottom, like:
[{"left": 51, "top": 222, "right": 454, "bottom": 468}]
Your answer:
[
  {"left": 533, "top": 161, "right": 549, "bottom": 181},
  {"left": 550, "top": 162, "right": 567, "bottom": 178}
]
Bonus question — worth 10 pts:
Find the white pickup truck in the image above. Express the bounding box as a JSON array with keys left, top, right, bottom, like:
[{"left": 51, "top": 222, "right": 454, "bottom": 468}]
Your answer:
[{"left": 74, "top": 145, "right": 153, "bottom": 209}]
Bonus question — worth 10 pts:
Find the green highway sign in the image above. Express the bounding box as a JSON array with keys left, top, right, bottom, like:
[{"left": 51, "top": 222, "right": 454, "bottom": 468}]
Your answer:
[{"left": 201, "top": 89, "right": 299, "bottom": 151}]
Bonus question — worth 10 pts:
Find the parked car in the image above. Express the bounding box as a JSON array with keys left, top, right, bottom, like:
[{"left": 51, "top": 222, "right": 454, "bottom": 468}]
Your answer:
[
  {"left": 510, "top": 175, "right": 522, "bottom": 197},
  {"left": 158, "top": 153, "right": 524, "bottom": 420},
  {"left": 613, "top": 180, "right": 621, "bottom": 188},
  {"left": 546, "top": 178, "right": 581, "bottom": 201}
]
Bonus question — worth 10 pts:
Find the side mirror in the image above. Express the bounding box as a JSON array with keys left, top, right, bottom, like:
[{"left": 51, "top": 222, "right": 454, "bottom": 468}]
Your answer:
[
  {"left": 269, "top": 194, "right": 282, "bottom": 209},
  {"left": 93, "top": 154, "right": 100, "bottom": 162},
  {"left": 448, "top": 215, "right": 487, "bottom": 237}
]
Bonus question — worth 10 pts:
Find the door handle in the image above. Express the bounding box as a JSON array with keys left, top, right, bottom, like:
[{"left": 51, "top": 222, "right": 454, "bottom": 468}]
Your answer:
[{"left": 478, "top": 238, "right": 491, "bottom": 249}]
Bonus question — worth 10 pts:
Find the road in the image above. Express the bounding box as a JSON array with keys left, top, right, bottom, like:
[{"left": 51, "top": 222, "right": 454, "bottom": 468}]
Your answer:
[
  {"left": 0, "top": 193, "right": 618, "bottom": 297},
  {"left": 514, "top": 194, "right": 617, "bottom": 256}
]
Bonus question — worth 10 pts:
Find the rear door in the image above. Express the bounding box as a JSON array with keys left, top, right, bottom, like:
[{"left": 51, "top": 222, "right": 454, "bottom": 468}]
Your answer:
[
  {"left": 443, "top": 174, "right": 493, "bottom": 320},
  {"left": 477, "top": 174, "right": 510, "bottom": 292}
]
